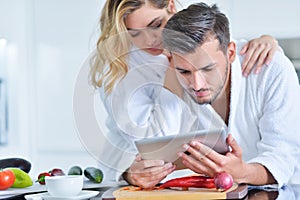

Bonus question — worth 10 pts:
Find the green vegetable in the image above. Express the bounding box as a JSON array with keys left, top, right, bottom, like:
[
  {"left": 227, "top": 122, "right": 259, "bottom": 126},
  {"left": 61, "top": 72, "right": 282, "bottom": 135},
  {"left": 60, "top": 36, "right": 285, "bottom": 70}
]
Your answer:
[
  {"left": 84, "top": 167, "right": 103, "bottom": 183},
  {"left": 68, "top": 166, "right": 82, "bottom": 175},
  {"left": 7, "top": 168, "right": 33, "bottom": 188}
]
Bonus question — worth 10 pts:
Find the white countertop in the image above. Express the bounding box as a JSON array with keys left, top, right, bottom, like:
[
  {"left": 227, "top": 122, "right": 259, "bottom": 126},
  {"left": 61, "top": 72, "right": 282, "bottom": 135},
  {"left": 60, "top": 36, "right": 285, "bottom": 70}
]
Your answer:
[{"left": 0, "top": 180, "right": 117, "bottom": 199}]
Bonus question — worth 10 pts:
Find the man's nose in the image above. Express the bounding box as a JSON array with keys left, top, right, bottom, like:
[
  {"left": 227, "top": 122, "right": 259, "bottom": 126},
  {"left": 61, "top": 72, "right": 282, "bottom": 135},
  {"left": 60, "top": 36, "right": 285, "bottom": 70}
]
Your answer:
[{"left": 191, "top": 72, "right": 206, "bottom": 91}]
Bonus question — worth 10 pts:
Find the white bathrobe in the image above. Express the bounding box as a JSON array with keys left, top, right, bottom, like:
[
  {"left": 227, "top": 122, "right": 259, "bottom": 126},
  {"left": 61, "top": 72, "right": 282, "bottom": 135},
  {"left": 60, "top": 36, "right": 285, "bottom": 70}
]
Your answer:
[
  {"left": 227, "top": 44, "right": 300, "bottom": 187},
  {"left": 181, "top": 42, "right": 300, "bottom": 187},
  {"left": 98, "top": 46, "right": 197, "bottom": 182},
  {"left": 98, "top": 42, "right": 300, "bottom": 187}
]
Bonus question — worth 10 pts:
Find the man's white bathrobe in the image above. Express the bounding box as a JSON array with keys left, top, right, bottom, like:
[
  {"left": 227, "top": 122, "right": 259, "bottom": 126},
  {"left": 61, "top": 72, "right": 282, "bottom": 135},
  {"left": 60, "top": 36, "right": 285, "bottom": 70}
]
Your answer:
[
  {"left": 182, "top": 44, "right": 300, "bottom": 188},
  {"left": 98, "top": 43, "right": 300, "bottom": 188}
]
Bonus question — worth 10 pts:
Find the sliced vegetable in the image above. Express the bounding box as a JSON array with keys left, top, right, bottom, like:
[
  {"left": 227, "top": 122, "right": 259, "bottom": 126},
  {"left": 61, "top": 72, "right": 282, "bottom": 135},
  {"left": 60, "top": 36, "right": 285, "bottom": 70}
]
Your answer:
[
  {"left": 214, "top": 172, "right": 233, "bottom": 191},
  {"left": 159, "top": 175, "right": 215, "bottom": 189},
  {"left": 0, "top": 158, "right": 31, "bottom": 173},
  {"left": 8, "top": 168, "right": 33, "bottom": 188},
  {"left": 0, "top": 169, "right": 15, "bottom": 190},
  {"left": 84, "top": 167, "right": 103, "bottom": 183},
  {"left": 68, "top": 166, "right": 82, "bottom": 175}
]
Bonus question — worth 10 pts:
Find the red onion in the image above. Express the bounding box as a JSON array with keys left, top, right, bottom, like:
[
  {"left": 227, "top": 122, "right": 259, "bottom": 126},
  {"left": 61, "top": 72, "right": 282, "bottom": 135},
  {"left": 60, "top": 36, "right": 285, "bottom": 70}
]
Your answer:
[{"left": 214, "top": 172, "right": 233, "bottom": 191}]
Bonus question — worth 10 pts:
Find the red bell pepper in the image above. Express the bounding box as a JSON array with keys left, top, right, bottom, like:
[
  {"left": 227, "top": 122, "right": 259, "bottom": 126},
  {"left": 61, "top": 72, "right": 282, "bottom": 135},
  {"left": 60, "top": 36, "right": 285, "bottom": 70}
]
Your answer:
[{"left": 159, "top": 175, "right": 216, "bottom": 189}]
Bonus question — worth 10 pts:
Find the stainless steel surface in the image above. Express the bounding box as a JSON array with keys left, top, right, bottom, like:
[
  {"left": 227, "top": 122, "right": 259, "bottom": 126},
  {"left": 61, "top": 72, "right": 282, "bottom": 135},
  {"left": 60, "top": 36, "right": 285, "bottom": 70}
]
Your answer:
[
  {"left": 278, "top": 38, "right": 300, "bottom": 60},
  {"left": 278, "top": 38, "right": 300, "bottom": 82}
]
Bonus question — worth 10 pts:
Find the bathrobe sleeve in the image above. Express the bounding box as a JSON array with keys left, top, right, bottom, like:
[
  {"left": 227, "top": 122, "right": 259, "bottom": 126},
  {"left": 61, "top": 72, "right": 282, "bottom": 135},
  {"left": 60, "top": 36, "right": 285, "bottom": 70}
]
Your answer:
[{"left": 247, "top": 51, "right": 300, "bottom": 188}]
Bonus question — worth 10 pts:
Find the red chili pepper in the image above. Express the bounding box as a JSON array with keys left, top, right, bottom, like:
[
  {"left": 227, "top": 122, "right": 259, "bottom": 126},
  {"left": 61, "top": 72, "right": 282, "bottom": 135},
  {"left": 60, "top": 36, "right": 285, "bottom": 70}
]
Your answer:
[
  {"left": 36, "top": 172, "right": 51, "bottom": 185},
  {"left": 159, "top": 176, "right": 216, "bottom": 189}
]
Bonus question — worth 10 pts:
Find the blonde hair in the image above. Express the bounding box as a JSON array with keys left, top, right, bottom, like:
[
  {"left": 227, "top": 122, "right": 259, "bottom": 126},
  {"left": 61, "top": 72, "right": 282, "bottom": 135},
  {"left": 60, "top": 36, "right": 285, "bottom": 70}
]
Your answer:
[{"left": 90, "top": 0, "right": 171, "bottom": 94}]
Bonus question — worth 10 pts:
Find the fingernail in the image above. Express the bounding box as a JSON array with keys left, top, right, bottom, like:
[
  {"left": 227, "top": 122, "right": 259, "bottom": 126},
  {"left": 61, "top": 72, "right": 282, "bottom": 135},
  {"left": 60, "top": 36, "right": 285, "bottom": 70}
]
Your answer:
[
  {"left": 166, "top": 162, "right": 172, "bottom": 168},
  {"left": 190, "top": 140, "right": 197, "bottom": 146},
  {"left": 159, "top": 160, "right": 165, "bottom": 165},
  {"left": 183, "top": 144, "right": 189, "bottom": 150},
  {"left": 243, "top": 72, "right": 248, "bottom": 77},
  {"left": 228, "top": 135, "right": 234, "bottom": 143},
  {"left": 177, "top": 152, "right": 183, "bottom": 157}
]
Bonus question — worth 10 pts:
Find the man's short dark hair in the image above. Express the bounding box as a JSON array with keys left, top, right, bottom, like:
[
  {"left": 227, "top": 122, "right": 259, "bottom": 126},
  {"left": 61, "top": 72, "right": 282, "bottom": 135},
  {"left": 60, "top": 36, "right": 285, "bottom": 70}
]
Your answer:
[{"left": 163, "top": 3, "right": 230, "bottom": 55}]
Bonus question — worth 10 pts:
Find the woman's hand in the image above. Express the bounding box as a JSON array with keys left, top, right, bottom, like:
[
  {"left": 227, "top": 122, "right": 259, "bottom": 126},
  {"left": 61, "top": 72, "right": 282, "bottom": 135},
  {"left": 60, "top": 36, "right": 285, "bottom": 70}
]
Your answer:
[
  {"left": 240, "top": 35, "right": 279, "bottom": 77},
  {"left": 123, "top": 155, "right": 176, "bottom": 189}
]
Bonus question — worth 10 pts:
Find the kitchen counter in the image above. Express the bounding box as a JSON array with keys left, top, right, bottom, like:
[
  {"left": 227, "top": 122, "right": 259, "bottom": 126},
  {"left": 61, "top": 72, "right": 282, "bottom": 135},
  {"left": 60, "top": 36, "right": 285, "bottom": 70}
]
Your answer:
[
  {"left": 3, "top": 184, "right": 300, "bottom": 200},
  {"left": 0, "top": 181, "right": 117, "bottom": 200}
]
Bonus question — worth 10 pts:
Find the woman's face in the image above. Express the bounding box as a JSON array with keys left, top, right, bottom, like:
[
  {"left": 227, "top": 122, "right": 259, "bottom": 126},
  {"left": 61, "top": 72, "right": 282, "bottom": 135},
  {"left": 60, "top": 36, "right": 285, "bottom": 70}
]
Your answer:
[{"left": 124, "top": 2, "right": 176, "bottom": 56}]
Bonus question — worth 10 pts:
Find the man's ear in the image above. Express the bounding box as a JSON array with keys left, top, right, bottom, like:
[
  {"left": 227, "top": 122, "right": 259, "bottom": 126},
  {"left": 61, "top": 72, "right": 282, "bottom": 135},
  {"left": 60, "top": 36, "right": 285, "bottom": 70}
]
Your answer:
[
  {"left": 227, "top": 41, "right": 236, "bottom": 64},
  {"left": 167, "top": 0, "right": 177, "bottom": 14}
]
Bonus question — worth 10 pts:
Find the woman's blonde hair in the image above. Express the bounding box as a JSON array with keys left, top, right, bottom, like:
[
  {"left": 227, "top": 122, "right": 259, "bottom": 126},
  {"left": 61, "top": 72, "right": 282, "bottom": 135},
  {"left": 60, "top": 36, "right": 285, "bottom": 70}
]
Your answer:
[{"left": 90, "top": 0, "right": 170, "bottom": 94}]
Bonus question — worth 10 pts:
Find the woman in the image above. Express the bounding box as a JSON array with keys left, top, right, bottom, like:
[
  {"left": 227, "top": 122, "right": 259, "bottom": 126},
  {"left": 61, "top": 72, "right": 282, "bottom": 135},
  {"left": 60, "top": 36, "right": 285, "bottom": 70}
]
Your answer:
[{"left": 90, "top": 0, "right": 280, "bottom": 188}]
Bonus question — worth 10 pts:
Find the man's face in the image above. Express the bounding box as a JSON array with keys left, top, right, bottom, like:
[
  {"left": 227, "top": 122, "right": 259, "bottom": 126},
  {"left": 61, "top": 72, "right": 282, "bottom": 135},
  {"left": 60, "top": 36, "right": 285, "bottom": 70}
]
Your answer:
[{"left": 172, "top": 39, "right": 233, "bottom": 105}]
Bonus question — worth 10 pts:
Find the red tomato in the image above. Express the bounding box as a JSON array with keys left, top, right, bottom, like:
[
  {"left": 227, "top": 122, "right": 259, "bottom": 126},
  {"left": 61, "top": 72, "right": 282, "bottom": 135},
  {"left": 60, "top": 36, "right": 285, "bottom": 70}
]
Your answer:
[{"left": 0, "top": 169, "right": 16, "bottom": 190}]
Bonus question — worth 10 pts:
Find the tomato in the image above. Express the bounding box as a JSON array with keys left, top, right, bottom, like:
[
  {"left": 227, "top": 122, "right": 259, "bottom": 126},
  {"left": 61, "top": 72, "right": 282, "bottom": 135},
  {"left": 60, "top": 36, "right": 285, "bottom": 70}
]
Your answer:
[{"left": 0, "top": 169, "right": 16, "bottom": 190}]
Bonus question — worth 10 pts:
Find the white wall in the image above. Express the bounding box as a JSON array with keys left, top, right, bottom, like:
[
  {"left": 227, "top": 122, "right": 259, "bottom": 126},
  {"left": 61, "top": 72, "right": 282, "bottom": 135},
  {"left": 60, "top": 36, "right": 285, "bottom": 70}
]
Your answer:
[
  {"left": 0, "top": 0, "right": 33, "bottom": 159},
  {"left": 181, "top": 0, "right": 300, "bottom": 39},
  {"left": 230, "top": 0, "right": 300, "bottom": 39},
  {"left": 0, "top": 0, "right": 106, "bottom": 178},
  {"left": 31, "top": 0, "right": 105, "bottom": 175}
]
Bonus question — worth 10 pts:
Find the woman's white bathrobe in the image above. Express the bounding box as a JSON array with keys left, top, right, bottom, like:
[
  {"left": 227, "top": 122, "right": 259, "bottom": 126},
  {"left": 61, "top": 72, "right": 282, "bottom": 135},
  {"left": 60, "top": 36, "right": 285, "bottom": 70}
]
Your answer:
[{"left": 98, "top": 47, "right": 197, "bottom": 182}]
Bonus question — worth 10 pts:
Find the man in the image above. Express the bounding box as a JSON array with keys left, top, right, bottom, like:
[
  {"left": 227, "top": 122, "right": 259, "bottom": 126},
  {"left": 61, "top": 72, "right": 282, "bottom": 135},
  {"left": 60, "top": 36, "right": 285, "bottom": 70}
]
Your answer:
[{"left": 162, "top": 3, "right": 300, "bottom": 187}]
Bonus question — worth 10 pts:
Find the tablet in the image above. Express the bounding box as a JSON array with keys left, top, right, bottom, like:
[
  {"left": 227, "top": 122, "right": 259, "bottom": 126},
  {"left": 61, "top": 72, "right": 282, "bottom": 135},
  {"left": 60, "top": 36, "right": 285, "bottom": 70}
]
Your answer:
[{"left": 134, "top": 128, "right": 229, "bottom": 169}]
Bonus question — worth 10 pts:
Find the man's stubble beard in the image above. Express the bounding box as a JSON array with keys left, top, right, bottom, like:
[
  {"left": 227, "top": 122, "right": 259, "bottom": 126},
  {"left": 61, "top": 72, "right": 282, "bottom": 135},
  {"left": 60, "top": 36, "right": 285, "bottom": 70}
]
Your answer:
[{"left": 188, "top": 60, "right": 229, "bottom": 106}]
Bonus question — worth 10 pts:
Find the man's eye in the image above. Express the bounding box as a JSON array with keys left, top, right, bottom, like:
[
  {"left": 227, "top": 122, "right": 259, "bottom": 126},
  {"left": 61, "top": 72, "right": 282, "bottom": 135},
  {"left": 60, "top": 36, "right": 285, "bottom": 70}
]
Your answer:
[
  {"left": 202, "top": 67, "right": 213, "bottom": 72},
  {"left": 177, "top": 69, "right": 190, "bottom": 74}
]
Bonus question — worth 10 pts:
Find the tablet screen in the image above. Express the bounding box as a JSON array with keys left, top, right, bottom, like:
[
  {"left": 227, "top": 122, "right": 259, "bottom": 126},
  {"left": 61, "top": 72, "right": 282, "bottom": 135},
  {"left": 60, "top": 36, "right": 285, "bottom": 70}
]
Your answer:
[{"left": 134, "top": 128, "right": 228, "bottom": 169}]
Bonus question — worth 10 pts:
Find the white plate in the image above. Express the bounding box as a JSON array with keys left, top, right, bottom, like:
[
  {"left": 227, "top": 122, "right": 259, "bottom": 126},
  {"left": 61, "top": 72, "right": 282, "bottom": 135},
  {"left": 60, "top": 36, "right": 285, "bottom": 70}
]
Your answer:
[{"left": 24, "top": 190, "right": 99, "bottom": 200}]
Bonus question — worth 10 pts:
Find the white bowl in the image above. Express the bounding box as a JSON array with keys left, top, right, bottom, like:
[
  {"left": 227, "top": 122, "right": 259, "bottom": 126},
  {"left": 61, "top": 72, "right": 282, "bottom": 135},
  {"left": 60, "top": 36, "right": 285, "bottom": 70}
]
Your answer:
[{"left": 45, "top": 175, "right": 83, "bottom": 197}]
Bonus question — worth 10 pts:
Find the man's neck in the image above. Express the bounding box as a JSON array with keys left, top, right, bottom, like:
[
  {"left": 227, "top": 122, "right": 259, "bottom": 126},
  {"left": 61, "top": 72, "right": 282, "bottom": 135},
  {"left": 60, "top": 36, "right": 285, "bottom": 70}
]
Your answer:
[{"left": 211, "top": 70, "right": 231, "bottom": 125}]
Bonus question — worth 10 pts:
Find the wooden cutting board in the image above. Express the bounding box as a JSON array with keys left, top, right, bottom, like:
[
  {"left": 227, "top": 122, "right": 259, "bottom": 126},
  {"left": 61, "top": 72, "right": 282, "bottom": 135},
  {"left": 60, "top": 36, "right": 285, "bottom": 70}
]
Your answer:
[{"left": 102, "top": 184, "right": 248, "bottom": 200}]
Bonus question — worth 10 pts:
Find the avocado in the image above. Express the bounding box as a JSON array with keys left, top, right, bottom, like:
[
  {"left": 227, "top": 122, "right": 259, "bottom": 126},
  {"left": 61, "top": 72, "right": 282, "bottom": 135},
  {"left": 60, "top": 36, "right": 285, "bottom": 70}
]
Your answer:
[
  {"left": 84, "top": 167, "right": 103, "bottom": 183},
  {"left": 68, "top": 166, "right": 83, "bottom": 175}
]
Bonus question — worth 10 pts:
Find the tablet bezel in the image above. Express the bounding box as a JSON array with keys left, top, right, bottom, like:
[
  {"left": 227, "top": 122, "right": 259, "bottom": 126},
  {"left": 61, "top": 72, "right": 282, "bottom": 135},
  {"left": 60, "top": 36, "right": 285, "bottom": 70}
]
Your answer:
[{"left": 134, "top": 128, "right": 229, "bottom": 169}]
